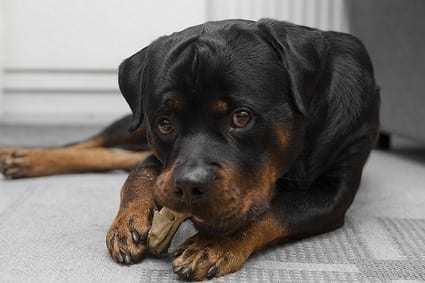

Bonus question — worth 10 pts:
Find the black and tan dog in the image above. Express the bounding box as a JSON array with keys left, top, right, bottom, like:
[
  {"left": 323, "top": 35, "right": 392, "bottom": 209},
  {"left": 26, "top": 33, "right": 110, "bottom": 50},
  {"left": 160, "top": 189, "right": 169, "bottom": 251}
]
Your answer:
[{"left": 0, "top": 19, "right": 380, "bottom": 280}]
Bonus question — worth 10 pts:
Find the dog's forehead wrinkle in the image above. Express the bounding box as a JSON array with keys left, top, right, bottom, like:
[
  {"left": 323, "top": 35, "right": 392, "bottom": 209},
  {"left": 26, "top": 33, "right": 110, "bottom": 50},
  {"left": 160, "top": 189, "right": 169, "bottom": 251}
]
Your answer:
[
  {"left": 190, "top": 51, "right": 200, "bottom": 94},
  {"left": 156, "top": 32, "right": 235, "bottom": 95},
  {"left": 165, "top": 34, "right": 200, "bottom": 64}
]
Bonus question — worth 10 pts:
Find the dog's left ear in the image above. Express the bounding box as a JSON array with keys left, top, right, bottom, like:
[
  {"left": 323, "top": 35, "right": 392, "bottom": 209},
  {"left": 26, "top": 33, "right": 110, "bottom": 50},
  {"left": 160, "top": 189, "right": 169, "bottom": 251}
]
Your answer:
[
  {"left": 256, "top": 19, "right": 328, "bottom": 116},
  {"left": 118, "top": 46, "right": 149, "bottom": 132}
]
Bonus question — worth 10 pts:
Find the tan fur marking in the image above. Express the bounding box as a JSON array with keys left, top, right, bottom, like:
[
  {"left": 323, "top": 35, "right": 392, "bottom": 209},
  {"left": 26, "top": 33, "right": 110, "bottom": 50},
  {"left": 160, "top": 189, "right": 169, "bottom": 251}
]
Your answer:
[
  {"left": 247, "top": 213, "right": 286, "bottom": 252},
  {"left": 66, "top": 137, "right": 106, "bottom": 149},
  {"left": 1, "top": 148, "right": 150, "bottom": 179},
  {"left": 107, "top": 166, "right": 161, "bottom": 264},
  {"left": 212, "top": 99, "right": 228, "bottom": 114},
  {"left": 166, "top": 98, "right": 182, "bottom": 113},
  {"left": 275, "top": 128, "right": 291, "bottom": 147},
  {"left": 173, "top": 212, "right": 286, "bottom": 280}
]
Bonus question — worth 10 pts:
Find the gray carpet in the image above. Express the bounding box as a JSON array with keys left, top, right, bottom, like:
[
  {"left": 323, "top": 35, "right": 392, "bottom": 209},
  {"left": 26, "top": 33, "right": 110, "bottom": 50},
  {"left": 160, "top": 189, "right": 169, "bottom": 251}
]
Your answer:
[{"left": 1, "top": 125, "right": 425, "bottom": 282}]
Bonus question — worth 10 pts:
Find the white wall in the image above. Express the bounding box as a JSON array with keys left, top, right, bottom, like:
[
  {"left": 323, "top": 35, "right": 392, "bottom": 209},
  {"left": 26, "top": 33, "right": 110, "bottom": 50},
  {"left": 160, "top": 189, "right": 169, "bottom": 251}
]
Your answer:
[
  {"left": 0, "top": 0, "right": 4, "bottom": 116},
  {"left": 4, "top": 0, "right": 207, "bottom": 69},
  {"left": 1, "top": 0, "right": 207, "bottom": 125}
]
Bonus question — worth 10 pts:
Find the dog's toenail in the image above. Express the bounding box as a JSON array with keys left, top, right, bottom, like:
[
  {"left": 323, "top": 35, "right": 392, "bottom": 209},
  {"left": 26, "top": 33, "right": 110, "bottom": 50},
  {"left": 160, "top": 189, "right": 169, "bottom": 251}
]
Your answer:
[
  {"left": 131, "top": 231, "right": 140, "bottom": 243},
  {"left": 123, "top": 253, "right": 131, "bottom": 264},
  {"left": 173, "top": 266, "right": 183, "bottom": 274},
  {"left": 181, "top": 267, "right": 192, "bottom": 278},
  {"left": 207, "top": 265, "right": 218, "bottom": 279},
  {"left": 139, "top": 232, "right": 148, "bottom": 244},
  {"left": 116, "top": 252, "right": 124, "bottom": 263}
]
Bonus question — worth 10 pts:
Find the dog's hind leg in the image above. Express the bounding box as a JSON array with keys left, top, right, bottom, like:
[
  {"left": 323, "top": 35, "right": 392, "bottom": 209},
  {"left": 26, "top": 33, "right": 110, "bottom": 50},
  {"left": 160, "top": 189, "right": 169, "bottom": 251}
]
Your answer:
[
  {"left": 0, "top": 147, "right": 151, "bottom": 179},
  {"left": 0, "top": 115, "right": 150, "bottom": 179},
  {"left": 60, "top": 115, "right": 149, "bottom": 151}
]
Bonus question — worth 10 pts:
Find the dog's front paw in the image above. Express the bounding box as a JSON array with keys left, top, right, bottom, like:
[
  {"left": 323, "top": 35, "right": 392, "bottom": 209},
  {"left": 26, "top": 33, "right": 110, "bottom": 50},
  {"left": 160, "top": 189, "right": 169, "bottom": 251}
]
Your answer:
[
  {"left": 172, "top": 234, "right": 250, "bottom": 281},
  {"left": 106, "top": 209, "right": 153, "bottom": 265}
]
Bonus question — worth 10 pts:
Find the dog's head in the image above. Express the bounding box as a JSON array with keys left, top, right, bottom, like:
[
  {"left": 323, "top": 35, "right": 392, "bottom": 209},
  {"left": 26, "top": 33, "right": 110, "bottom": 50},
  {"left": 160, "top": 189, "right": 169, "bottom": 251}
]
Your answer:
[{"left": 119, "top": 19, "right": 328, "bottom": 236}]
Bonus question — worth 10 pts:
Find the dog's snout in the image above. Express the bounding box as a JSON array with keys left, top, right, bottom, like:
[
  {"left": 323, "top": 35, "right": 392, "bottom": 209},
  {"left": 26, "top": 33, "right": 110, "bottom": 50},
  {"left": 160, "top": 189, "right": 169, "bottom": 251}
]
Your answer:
[{"left": 173, "top": 165, "right": 215, "bottom": 204}]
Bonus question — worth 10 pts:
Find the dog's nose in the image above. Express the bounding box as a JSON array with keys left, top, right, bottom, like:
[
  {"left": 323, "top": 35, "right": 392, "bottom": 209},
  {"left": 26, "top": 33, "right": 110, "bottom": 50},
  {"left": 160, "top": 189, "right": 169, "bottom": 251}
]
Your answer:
[{"left": 173, "top": 165, "right": 214, "bottom": 204}]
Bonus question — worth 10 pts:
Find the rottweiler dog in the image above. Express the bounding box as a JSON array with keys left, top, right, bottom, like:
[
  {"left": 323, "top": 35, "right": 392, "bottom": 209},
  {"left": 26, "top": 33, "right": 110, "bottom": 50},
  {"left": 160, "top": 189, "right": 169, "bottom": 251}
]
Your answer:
[{"left": 0, "top": 19, "right": 380, "bottom": 280}]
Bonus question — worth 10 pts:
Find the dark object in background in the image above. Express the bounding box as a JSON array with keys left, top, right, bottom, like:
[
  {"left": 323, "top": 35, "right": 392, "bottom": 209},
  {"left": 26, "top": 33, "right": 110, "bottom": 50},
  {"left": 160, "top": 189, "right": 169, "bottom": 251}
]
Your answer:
[{"left": 347, "top": 0, "right": 425, "bottom": 146}]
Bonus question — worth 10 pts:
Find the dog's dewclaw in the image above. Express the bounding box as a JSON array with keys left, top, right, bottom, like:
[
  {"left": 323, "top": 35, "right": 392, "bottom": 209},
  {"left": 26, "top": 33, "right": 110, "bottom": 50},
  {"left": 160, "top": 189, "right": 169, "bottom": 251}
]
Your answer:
[{"left": 148, "top": 207, "right": 190, "bottom": 255}]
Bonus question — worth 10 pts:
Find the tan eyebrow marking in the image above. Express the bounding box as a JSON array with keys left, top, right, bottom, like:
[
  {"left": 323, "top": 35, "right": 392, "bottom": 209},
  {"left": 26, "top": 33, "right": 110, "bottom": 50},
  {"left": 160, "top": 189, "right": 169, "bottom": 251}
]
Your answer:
[
  {"left": 212, "top": 99, "right": 229, "bottom": 114},
  {"left": 274, "top": 128, "right": 290, "bottom": 146},
  {"left": 165, "top": 98, "right": 181, "bottom": 113}
]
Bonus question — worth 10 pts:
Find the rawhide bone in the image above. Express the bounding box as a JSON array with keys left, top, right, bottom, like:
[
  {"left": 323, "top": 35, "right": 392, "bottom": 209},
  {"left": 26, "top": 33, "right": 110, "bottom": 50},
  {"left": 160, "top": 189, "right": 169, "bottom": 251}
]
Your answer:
[{"left": 148, "top": 207, "right": 190, "bottom": 255}]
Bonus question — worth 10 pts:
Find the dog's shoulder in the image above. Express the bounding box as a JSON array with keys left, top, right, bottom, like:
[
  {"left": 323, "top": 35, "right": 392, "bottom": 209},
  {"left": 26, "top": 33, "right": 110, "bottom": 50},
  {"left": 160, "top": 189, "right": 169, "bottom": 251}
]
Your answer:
[
  {"left": 312, "top": 30, "right": 378, "bottom": 124},
  {"left": 323, "top": 31, "right": 374, "bottom": 75}
]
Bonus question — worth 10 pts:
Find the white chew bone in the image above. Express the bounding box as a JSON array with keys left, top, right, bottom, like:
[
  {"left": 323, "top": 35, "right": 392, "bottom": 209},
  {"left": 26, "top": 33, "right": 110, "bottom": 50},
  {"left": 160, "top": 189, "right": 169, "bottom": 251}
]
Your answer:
[{"left": 148, "top": 207, "right": 190, "bottom": 255}]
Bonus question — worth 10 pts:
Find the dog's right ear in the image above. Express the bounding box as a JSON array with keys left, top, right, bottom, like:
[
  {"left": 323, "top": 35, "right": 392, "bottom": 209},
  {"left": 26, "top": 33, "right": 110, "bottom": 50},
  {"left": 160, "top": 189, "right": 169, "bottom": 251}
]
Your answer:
[{"left": 118, "top": 47, "right": 149, "bottom": 132}]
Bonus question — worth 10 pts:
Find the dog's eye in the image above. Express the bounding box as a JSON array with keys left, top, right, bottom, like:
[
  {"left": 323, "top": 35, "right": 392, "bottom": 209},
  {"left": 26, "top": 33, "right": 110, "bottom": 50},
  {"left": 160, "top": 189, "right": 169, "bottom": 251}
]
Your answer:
[
  {"left": 232, "top": 110, "right": 251, "bottom": 128},
  {"left": 158, "top": 118, "right": 173, "bottom": 135}
]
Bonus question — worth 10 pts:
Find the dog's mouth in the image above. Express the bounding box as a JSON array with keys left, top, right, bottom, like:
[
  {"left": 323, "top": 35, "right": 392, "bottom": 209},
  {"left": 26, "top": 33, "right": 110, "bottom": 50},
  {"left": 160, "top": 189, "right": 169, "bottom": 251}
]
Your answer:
[
  {"left": 153, "top": 184, "right": 272, "bottom": 236},
  {"left": 191, "top": 215, "right": 206, "bottom": 224},
  {"left": 188, "top": 203, "right": 269, "bottom": 237},
  {"left": 153, "top": 164, "right": 275, "bottom": 236},
  {"left": 189, "top": 214, "right": 246, "bottom": 236}
]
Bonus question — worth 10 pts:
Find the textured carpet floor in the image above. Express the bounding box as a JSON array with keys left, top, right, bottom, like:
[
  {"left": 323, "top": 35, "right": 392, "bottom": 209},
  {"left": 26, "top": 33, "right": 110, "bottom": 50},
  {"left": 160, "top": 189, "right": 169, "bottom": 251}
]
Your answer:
[{"left": 1, "top": 125, "right": 425, "bottom": 282}]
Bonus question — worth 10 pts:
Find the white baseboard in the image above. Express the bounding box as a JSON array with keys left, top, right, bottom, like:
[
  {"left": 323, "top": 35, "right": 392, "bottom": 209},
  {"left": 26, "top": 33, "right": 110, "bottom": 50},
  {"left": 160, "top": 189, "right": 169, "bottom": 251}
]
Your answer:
[{"left": 0, "top": 112, "right": 128, "bottom": 126}]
